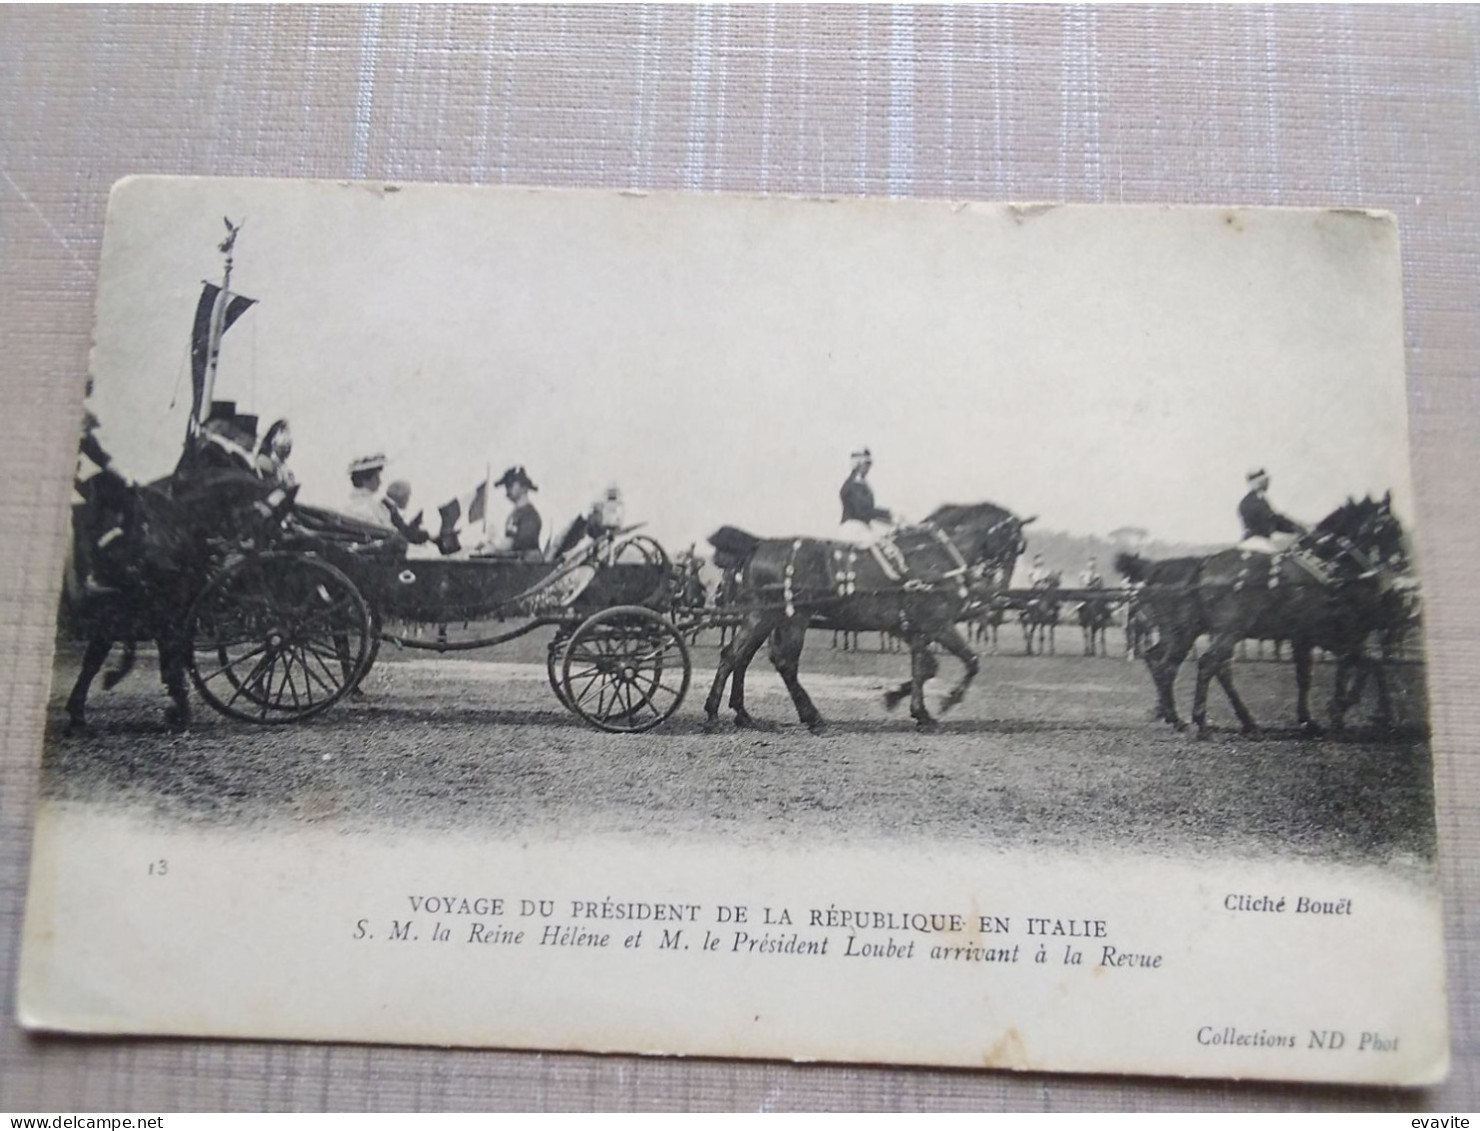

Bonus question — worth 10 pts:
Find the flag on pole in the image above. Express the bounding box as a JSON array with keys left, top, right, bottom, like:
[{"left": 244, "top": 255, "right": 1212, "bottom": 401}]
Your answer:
[
  {"left": 189, "top": 282, "right": 256, "bottom": 424},
  {"left": 466, "top": 479, "right": 488, "bottom": 527},
  {"left": 435, "top": 475, "right": 490, "bottom": 553}
]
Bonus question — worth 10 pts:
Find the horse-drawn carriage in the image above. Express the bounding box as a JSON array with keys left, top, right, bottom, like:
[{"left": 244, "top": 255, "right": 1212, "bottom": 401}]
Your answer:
[{"left": 66, "top": 474, "right": 695, "bottom": 735}]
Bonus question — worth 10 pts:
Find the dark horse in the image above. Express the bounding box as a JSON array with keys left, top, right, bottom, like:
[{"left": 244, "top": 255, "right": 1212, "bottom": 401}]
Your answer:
[
  {"left": 1077, "top": 587, "right": 1115, "bottom": 656},
  {"left": 1020, "top": 573, "right": 1062, "bottom": 655},
  {"left": 1116, "top": 494, "right": 1410, "bottom": 738},
  {"left": 704, "top": 503, "right": 1027, "bottom": 732},
  {"left": 63, "top": 467, "right": 289, "bottom": 732}
]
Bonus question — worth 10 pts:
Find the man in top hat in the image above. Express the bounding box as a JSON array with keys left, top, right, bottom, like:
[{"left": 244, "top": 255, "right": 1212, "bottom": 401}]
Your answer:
[
  {"left": 178, "top": 400, "right": 258, "bottom": 477},
  {"left": 484, "top": 465, "right": 543, "bottom": 555},
  {"left": 1238, "top": 468, "right": 1305, "bottom": 553},
  {"left": 345, "top": 452, "right": 392, "bottom": 528}
]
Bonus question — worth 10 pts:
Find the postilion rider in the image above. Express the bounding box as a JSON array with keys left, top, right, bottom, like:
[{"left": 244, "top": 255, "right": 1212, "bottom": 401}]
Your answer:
[
  {"left": 1238, "top": 468, "right": 1305, "bottom": 552},
  {"left": 1237, "top": 468, "right": 1326, "bottom": 583},
  {"left": 838, "top": 447, "right": 909, "bottom": 577}
]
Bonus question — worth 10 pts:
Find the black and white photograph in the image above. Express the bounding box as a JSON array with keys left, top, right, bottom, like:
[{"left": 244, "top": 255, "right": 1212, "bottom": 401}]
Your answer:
[{"left": 17, "top": 177, "right": 1446, "bottom": 1085}]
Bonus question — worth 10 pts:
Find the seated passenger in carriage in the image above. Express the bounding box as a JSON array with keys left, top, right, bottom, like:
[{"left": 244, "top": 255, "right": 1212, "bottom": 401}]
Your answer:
[
  {"left": 381, "top": 479, "right": 431, "bottom": 546},
  {"left": 475, "top": 465, "right": 543, "bottom": 559},
  {"left": 344, "top": 451, "right": 394, "bottom": 529},
  {"left": 586, "top": 485, "right": 625, "bottom": 540},
  {"left": 254, "top": 418, "right": 297, "bottom": 488},
  {"left": 176, "top": 400, "right": 259, "bottom": 478},
  {"left": 167, "top": 402, "right": 292, "bottom": 540}
]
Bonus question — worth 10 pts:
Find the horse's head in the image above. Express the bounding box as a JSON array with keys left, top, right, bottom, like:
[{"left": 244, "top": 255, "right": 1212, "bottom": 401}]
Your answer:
[
  {"left": 1312, "top": 492, "right": 1409, "bottom": 576},
  {"left": 924, "top": 502, "right": 1028, "bottom": 587}
]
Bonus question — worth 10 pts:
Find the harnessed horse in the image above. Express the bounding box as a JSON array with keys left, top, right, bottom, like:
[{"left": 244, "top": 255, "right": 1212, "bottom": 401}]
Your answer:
[
  {"left": 1116, "top": 494, "right": 1410, "bottom": 738},
  {"left": 62, "top": 467, "right": 292, "bottom": 731},
  {"left": 703, "top": 503, "right": 1027, "bottom": 732}
]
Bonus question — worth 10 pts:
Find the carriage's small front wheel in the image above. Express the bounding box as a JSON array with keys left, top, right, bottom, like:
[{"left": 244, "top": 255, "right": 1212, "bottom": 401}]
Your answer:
[
  {"left": 559, "top": 606, "right": 690, "bottom": 733},
  {"left": 186, "top": 553, "right": 373, "bottom": 724}
]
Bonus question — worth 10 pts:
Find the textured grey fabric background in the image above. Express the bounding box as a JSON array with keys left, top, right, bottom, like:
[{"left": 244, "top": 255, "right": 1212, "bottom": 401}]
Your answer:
[{"left": 1, "top": 4, "right": 1476, "bottom": 1112}]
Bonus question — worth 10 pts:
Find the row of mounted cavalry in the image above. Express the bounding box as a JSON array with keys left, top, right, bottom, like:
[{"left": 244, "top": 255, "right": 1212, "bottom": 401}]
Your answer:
[{"left": 64, "top": 446, "right": 1416, "bottom": 740}]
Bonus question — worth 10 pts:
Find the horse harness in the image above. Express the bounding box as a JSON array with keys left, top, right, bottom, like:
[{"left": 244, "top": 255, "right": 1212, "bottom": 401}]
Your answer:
[
  {"left": 779, "top": 520, "right": 978, "bottom": 619},
  {"left": 1230, "top": 532, "right": 1377, "bottom": 594}
]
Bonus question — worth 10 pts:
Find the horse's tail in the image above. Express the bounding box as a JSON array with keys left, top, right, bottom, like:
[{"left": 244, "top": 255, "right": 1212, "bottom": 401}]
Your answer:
[
  {"left": 1114, "top": 551, "right": 1152, "bottom": 585},
  {"left": 709, "top": 526, "right": 762, "bottom": 572},
  {"left": 101, "top": 641, "right": 136, "bottom": 691}
]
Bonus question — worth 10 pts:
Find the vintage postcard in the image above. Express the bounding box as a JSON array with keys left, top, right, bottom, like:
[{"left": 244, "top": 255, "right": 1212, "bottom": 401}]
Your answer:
[{"left": 18, "top": 179, "right": 1446, "bottom": 1084}]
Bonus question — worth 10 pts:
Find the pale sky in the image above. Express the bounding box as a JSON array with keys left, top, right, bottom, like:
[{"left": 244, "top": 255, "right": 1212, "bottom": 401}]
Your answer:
[{"left": 88, "top": 180, "right": 1416, "bottom": 554}]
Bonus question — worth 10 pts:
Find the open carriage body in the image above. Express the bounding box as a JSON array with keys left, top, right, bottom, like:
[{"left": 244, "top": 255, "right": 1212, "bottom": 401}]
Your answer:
[{"left": 183, "top": 505, "right": 693, "bottom": 734}]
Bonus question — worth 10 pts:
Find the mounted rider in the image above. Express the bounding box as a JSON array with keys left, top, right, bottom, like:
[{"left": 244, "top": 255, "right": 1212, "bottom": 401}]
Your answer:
[
  {"left": 1238, "top": 468, "right": 1305, "bottom": 552},
  {"left": 838, "top": 447, "right": 909, "bottom": 576},
  {"left": 1237, "top": 468, "right": 1329, "bottom": 584}
]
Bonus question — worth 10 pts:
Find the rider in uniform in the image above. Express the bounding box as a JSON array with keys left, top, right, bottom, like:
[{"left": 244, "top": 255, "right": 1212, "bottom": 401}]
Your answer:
[
  {"left": 1238, "top": 468, "right": 1305, "bottom": 552},
  {"left": 838, "top": 447, "right": 909, "bottom": 576},
  {"left": 1237, "top": 468, "right": 1331, "bottom": 584},
  {"left": 839, "top": 447, "right": 892, "bottom": 540},
  {"left": 1079, "top": 556, "right": 1103, "bottom": 588}
]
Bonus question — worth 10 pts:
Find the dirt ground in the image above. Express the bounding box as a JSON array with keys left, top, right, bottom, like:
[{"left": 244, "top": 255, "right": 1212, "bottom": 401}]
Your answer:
[{"left": 40, "top": 626, "right": 1436, "bottom": 872}]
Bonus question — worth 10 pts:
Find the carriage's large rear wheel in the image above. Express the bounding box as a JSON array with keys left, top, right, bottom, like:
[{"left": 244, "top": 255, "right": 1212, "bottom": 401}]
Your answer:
[
  {"left": 186, "top": 553, "right": 373, "bottom": 723},
  {"left": 559, "top": 606, "right": 690, "bottom": 733}
]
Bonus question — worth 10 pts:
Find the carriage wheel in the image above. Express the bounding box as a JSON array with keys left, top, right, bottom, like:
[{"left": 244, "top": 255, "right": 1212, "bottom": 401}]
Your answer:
[
  {"left": 546, "top": 627, "right": 574, "bottom": 710},
  {"left": 186, "top": 553, "right": 373, "bottom": 724},
  {"left": 351, "top": 605, "right": 384, "bottom": 691},
  {"left": 560, "top": 606, "right": 690, "bottom": 733}
]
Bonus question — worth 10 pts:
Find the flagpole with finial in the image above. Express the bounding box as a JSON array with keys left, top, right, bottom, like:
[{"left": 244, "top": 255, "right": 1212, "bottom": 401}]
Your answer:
[{"left": 198, "top": 217, "right": 242, "bottom": 430}]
